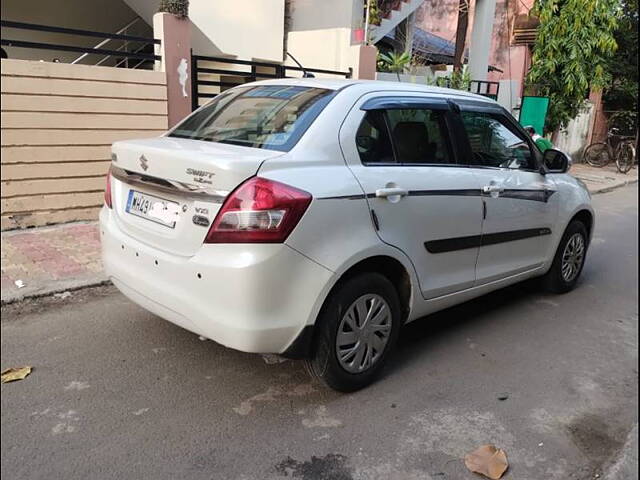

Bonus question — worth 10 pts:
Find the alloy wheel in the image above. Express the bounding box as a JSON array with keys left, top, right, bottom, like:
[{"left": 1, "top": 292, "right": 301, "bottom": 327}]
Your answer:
[{"left": 561, "top": 233, "right": 585, "bottom": 282}]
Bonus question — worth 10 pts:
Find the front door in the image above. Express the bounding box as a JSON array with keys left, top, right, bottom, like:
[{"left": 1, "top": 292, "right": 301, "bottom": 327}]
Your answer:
[
  {"left": 339, "top": 94, "right": 484, "bottom": 299},
  {"left": 455, "top": 106, "right": 559, "bottom": 284}
]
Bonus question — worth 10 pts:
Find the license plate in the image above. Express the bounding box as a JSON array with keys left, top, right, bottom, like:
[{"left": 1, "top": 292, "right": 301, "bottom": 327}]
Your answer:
[{"left": 126, "top": 190, "right": 179, "bottom": 228}]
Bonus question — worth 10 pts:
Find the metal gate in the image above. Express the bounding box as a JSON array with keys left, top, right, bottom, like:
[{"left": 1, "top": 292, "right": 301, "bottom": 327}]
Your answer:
[{"left": 191, "top": 54, "right": 352, "bottom": 110}]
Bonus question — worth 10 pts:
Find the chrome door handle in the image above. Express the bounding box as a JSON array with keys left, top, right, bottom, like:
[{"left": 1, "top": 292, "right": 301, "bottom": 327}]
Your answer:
[
  {"left": 375, "top": 187, "right": 409, "bottom": 199},
  {"left": 482, "top": 185, "right": 505, "bottom": 194}
]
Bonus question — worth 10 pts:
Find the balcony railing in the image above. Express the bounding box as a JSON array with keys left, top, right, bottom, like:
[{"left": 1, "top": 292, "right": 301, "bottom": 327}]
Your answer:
[{"left": 0, "top": 20, "right": 160, "bottom": 68}]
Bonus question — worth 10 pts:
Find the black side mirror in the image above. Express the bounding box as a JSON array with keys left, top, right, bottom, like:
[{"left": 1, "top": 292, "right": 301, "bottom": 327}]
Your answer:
[{"left": 543, "top": 148, "right": 571, "bottom": 173}]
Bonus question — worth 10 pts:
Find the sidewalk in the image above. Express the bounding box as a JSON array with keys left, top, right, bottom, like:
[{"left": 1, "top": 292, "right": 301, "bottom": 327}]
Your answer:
[
  {"left": 570, "top": 163, "right": 638, "bottom": 194},
  {"left": 1, "top": 164, "right": 637, "bottom": 303},
  {"left": 1, "top": 222, "right": 106, "bottom": 303}
]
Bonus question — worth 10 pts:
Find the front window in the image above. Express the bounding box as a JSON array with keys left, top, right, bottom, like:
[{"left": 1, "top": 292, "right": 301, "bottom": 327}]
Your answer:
[
  {"left": 170, "top": 85, "right": 335, "bottom": 151},
  {"left": 460, "top": 111, "right": 535, "bottom": 170}
]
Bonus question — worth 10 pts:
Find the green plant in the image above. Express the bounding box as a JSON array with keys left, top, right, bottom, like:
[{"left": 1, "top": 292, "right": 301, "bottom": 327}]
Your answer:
[
  {"left": 158, "top": 0, "right": 189, "bottom": 18},
  {"left": 378, "top": 51, "right": 411, "bottom": 81},
  {"left": 449, "top": 67, "right": 471, "bottom": 90},
  {"left": 526, "top": 0, "right": 620, "bottom": 134},
  {"left": 368, "top": 0, "right": 381, "bottom": 26},
  {"left": 603, "top": 0, "right": 637, "bottom": 136},
  {"left": 430, "top": 66, "right": 471, "bottom": 91}
]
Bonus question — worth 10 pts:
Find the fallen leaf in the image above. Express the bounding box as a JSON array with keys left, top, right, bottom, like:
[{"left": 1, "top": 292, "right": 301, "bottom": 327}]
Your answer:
[
  {"left": 1, "top": 366, "right": 33, "bottom": 383},
  {"left": 464, "top": 444, "right": 509, "bottom": 479}
]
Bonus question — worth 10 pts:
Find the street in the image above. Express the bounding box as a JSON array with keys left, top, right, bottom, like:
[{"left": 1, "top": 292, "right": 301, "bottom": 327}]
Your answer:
[{"left": 1, "top": 185, "right": 637, "bottom": 480}]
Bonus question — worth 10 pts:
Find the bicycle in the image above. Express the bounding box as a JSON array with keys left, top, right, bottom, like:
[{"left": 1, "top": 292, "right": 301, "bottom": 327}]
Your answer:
[{"left": 583, "top": 128, "right": 637, "bottom": 174}]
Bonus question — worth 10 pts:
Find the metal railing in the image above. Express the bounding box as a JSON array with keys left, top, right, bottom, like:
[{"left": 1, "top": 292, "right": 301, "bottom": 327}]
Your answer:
[
  {"left": 72, "top": 17, "right": 141, "bottom": 65},
  {"left": 1, "top": 20, "right": 160, "bottom": 66},
  {"left": 191, "top": 54, "right": 352, "bottom": 110},
  {"left": 469, "top": 80, "right": 500, "bottom": 100}
]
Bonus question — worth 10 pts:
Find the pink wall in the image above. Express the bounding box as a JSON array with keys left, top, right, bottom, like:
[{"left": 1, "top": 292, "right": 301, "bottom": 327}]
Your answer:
[{"left": 416, "top": 0, "right": 534, "bottom": 92}]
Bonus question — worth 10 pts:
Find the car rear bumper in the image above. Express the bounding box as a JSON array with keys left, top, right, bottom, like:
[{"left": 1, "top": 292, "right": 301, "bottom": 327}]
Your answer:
[{"left": 100, "top": 207, "right": 333, "bottom": 354}]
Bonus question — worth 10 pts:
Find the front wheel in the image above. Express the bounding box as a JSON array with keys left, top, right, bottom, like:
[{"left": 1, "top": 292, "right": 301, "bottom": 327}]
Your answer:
[
  {"left": 583, "top": 143, "right": 611, "bottom": 167},
  {"left": 541, "top": 220, "right": 588, "bottom": 293},
  {"left": 616, "top": 141, "right": 636, "bottom": 174},
  {"left": 304, "top": 273, "right": 402, "bottom": 392}
]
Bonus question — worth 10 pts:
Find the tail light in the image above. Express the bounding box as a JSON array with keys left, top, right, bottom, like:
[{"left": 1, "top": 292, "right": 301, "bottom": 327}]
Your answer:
[
  {"left": 104, "top": 167, "right": 113, "bottom": 209},
  {"left": 205, "top": 177, "right": 312, "bottom": 243}
]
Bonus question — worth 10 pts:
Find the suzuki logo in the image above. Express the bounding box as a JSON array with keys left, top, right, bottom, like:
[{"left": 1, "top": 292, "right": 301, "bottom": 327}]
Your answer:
[{"left": 139, "top": 155, "right": 149, "bottom": 171}]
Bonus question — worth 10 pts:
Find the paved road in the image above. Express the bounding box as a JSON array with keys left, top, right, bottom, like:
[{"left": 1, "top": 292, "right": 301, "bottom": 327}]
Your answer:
[{"left": 2, "top": 185, "right": 638, "bottom": 480}]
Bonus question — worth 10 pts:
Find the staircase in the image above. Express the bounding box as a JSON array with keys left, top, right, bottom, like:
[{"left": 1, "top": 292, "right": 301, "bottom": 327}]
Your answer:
[{"left": 370, "top": 0, "right": 425, "bottom": 44}]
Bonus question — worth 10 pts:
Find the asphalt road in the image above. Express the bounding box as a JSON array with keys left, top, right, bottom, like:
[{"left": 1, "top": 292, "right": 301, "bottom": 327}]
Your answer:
[{"left": 2, "top": 185, "right": 638, "bottom": 480}]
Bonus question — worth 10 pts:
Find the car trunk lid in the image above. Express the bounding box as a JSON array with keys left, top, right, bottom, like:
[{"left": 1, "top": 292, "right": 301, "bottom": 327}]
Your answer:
[{"left": 109, "top": 136, "right": 284, "bottom": 256}]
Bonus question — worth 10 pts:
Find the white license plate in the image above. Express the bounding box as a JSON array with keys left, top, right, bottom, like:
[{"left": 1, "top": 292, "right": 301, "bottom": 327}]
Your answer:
[{"left": 126, "top": 190, "right": 179, "bottom": 228}]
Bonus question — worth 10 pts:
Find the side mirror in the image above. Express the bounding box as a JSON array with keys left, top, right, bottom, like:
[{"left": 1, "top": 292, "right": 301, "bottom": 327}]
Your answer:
[{"left": 543, "top": 149, "right": 572, "bottom": 173}]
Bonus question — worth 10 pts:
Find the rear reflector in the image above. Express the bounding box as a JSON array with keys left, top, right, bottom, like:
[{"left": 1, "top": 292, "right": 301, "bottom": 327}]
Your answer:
[
  {"left": 104, "top": 167, "right": 113, "bottom": 209},
  {"left": 205, "top": 177, "right": 312, "bottom": 243}
]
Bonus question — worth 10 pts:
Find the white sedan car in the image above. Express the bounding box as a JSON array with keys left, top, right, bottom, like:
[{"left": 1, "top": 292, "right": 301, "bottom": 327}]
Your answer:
[{"left": 101, "top": 79, "right": 594, "bottom": 391}]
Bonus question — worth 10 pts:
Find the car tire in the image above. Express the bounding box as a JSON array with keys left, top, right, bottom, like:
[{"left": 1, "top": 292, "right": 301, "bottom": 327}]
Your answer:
[
  {"left": 541, "top": 220, "right": 589, "bottom": 294},
  {"left": 304, "top": 272, "right": 402, "bottom": 392}
]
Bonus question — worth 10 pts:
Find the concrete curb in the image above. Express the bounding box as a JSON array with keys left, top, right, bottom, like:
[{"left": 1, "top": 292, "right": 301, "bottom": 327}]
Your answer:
[
  {"left": 1, "top": 275, "right": 110, "bottom": 305},
  {"left": 589, "top": 178, "right": 639, "bottom": 195}
]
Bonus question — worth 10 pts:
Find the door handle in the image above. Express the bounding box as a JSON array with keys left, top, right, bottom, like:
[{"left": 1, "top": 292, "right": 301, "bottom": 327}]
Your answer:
[
  {"left": 482, "top": 185, "right": 505, "bottom": 194},
  {"left": 375, "top": 187, "right": 409, "bottom": 199}
]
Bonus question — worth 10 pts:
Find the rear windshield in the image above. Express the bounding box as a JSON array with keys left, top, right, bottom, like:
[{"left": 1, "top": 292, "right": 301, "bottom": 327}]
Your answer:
[{"left": 169, "top": 85, "right": 335, "bottom": 151}]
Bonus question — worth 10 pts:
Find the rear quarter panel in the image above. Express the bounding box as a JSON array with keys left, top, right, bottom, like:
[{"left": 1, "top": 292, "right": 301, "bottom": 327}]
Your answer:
[{"left": 257, "top": 87, "right": 421, "bottom": 325}]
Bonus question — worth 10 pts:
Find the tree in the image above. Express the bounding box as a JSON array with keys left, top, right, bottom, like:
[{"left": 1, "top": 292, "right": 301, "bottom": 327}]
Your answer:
[
  {"left": 603, "top": 0, "right": 638, "bottom": 135},
  {"left": 526, "top": 0, "right": 619, "bottom": 133},
  {"left": 158, "top": 0, "right": 189, "bottom": 17},
  {"left": 378, "top": 51, "right": 411, "bottom": 81}
]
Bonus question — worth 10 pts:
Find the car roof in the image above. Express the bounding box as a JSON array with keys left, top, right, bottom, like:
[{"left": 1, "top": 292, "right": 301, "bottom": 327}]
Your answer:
[{"left": 248, "top": 77, "right": 496, "bottom": 104}]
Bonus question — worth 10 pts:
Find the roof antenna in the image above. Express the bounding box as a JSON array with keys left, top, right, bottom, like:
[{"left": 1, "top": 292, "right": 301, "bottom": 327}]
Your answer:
[{"left": 286, "top": 52, "right": 315, "bottom": 78}]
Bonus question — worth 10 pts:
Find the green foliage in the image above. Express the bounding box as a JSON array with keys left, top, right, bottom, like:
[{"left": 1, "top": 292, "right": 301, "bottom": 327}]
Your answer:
[
  {"left": 158, "top": 0, "right": 189, "bottom": 18},
  {"left": 526, "top": 0, "right": 620, "bottom": 133},
  {"left": 603, "top": 0, "right": 638, "bottom": 135},
  {"left": 429, "top": 66, "right": 472, "bottom": 91},
  {"left": 368, "top": 0, "right": 381, "bottom": 26},
  {"left": 378, "top": 51, "right": 411, "bottom": 81},
  {"left": 449, "top": 67, "right": 471, "bottom": 91}
]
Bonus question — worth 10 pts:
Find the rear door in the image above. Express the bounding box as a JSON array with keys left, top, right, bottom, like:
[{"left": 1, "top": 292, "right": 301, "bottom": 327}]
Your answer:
[
  {"left": 339, "top": 94, "right": 484, "bottom": 299},
  {"left": 453, "top": 102, "right": 559, "bottom": 283}
]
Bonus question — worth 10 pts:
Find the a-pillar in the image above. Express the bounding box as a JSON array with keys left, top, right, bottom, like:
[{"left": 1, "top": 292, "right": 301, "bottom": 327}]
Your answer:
[{"left": 153, "top": 12, "right": 192, "bottom": 128}]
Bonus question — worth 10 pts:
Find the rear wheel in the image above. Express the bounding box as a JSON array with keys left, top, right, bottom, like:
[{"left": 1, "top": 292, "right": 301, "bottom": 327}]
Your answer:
[
  {"left": 541, "top": 220, "right": 588, "bottom": 293},
  {"left": 616, "top": 141, "right": 635, "bottom": 174},
  {"left": 304, "top": 273, "right": 401, "bottom": 392},
  {"left": 583, "top": 143, "right": 611, "bottom": 167}
]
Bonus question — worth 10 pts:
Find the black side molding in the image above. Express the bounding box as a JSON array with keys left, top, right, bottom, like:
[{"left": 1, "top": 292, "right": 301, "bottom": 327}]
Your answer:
[{"left": 425, "top": 227, "right": 552, "bottom": 254}]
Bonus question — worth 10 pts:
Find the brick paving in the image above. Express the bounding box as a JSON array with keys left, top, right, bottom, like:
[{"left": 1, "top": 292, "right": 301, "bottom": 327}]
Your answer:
[
  {"left": 1, "top": 222, "right": 105, "bottom": 303},
  {"left": 0, "top": 164, "right": 636, "bottom": 303}
]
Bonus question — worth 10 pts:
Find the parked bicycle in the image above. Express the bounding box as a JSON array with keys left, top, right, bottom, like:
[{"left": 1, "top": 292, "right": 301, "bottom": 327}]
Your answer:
[{"left": 583, "top": 128, "right": 637, "bottom": 174}]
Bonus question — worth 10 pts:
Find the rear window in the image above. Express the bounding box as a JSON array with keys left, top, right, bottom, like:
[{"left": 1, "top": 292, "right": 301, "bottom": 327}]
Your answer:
[{"left": 169, "top": 85, "right": 335, "bottom": 151}]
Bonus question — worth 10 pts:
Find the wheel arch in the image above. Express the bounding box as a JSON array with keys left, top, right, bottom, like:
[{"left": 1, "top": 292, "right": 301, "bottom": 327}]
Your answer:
[
  {"left": 282, "top": 253, "right": 415, "bottom": 359},
  {"left": 569, "top": 208, "right": 594, "bottom": 244}
]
